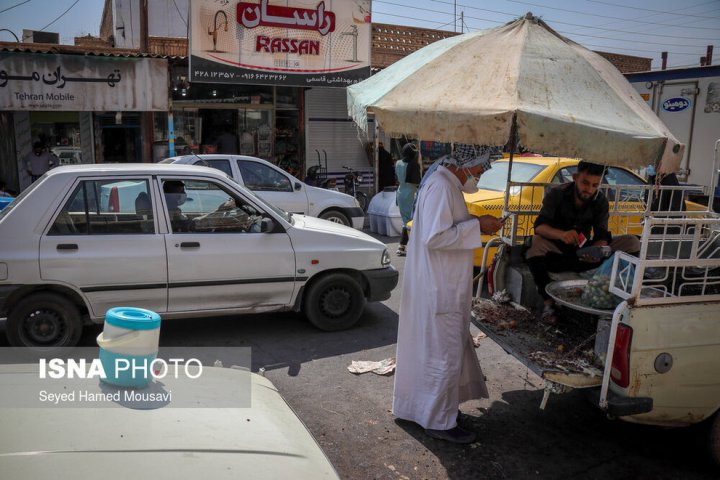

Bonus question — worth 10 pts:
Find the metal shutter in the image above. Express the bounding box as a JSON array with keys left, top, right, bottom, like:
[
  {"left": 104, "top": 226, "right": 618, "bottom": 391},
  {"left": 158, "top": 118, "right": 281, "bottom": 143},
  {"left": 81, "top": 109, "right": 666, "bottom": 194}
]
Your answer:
[{"left": 305, "top": 88, "right": 375, "bottom": 190}]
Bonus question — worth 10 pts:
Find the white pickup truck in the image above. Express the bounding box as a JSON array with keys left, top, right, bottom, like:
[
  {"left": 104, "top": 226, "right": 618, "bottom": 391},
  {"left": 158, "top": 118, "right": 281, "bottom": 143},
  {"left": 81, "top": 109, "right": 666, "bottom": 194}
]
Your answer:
[{"left": 474, "top": 180, "right": 720, "bottom": 465}]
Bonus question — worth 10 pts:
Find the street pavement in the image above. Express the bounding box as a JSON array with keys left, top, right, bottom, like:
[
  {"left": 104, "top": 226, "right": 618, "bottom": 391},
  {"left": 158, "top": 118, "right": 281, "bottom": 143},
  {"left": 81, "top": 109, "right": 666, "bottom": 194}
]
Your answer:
[
  {"left": 143, "top": 231, "right": 718, "bottom": 479},
  {"left": 1, "top": 230, "right": 717, "bottom": 479}
]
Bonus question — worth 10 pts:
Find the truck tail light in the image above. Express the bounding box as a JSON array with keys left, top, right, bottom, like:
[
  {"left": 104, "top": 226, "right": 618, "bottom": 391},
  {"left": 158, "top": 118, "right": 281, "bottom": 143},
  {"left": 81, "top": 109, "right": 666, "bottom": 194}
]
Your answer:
[
  {"left": 109, "top": 186, "right": 119, "bottom": 213},
  {"left": 610, "top": 323, "right": 633, "bottom": 388}
]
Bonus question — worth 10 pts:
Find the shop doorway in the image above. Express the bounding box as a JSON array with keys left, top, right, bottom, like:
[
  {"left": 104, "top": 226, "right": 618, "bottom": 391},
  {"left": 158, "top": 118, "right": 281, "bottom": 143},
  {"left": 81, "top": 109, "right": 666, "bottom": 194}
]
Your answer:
[
  {"left": 199, "top": 109, "right": 237, "bottom": 154},
  {"left": 97, "top": 113, "right": 142, "bottom": 163},
  {"left": 101, "top": 126, "right": 141, "bottom": 163}
]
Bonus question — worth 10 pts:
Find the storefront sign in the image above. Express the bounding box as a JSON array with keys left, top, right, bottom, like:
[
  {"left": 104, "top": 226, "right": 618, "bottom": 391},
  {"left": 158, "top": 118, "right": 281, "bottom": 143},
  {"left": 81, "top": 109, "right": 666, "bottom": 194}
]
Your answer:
[
  {"left": 189, "top": 0, "right": 371, "bottom": 87},
  {"left": 0, "top": 53, "right": 168, "bottom": 111}
]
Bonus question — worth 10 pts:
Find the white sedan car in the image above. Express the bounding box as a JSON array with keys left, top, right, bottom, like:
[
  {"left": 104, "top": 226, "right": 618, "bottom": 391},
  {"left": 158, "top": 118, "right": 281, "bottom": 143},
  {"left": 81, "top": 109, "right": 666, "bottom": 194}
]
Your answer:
[
  {"left": 0, "top": 164, "right": 397, "bottom": 347},
  {"left": 162, "top": 154, "right": 365, "bottom": 229}
]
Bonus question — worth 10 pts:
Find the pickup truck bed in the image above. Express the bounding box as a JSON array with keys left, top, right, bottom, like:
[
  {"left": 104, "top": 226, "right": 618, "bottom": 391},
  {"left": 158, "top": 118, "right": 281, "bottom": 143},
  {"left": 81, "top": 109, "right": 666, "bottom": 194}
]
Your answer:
[{"left": 471, "top": 299, "right": 604, "bottom": 389}]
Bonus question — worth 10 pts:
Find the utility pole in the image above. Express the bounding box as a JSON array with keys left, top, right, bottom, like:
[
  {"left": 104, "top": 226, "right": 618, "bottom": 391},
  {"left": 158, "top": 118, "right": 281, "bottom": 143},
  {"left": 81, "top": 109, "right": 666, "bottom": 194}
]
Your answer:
[
  {"left": 139, "top": 0, "right": 153, "bottom": 162},
  {"left": 454, "top": 1, "right": 457, "bottom": 32},
  {"left": 139, "top": 0, "right": 148, "bottom": 51}
]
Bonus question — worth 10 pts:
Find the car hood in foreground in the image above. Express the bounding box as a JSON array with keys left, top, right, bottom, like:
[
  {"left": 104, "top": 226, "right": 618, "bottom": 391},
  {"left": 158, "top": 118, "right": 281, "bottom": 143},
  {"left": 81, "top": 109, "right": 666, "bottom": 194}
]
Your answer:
[{"left": 0, "top": 365, "right": 339, "bottom": 480}]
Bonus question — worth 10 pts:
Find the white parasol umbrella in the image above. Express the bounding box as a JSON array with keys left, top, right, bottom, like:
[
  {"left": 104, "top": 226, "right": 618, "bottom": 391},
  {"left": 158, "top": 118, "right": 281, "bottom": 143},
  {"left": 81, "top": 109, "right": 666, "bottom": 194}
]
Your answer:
[{"left": 348, "top": 13, "right": 683, "bottom": 173}]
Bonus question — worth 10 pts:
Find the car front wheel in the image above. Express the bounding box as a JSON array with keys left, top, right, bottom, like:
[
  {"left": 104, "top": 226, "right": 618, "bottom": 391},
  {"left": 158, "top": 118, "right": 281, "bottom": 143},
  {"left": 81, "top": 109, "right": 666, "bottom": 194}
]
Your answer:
[
  {"left": 7, "top": 293, "right": 83, "bottom": 347},
  {"left": 303, "top": 273, "right": 365, "bottom": 331},
  {"left": 319, "top": 209, "right": 351, "bottom": 226}
]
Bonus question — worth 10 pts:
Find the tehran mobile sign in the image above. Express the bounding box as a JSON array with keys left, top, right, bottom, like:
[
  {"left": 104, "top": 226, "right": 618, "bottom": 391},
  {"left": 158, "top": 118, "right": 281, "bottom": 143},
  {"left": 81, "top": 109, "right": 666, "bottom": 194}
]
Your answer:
[
  {"left": 0, "top": 53, "right": 168, "bottom": 111},
  {"left": 189, "top": 0, "right": 372, "bottom": 87}
]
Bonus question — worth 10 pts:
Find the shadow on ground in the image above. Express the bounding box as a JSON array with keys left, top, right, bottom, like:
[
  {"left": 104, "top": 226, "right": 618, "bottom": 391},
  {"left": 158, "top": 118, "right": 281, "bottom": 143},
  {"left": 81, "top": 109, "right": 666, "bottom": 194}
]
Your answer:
[
  {"left": 391, "top": 388, "right": 716, "bottom": 480},
  {"left": 70, "top": 301, "right": 399, "bottom": 374}
]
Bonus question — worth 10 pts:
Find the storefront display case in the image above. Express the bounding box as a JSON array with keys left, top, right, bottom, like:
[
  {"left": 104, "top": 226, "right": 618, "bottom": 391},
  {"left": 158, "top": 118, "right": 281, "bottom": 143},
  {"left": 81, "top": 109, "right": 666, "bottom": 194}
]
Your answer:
[{"left": 153, "top": 76, "right": 303, "bottom": 167}]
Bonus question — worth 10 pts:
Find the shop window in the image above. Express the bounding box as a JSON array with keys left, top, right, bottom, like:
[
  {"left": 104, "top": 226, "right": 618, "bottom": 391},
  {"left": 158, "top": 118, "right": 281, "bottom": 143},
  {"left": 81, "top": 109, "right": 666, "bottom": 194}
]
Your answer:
[
  {"left": 276, "top": 87, "right": 300, "bottom": 109},
  {"left": 152, "top": 111, "right": 201, "bottom": 161},
  {"left": 275, "top": 109, "right": 300, "bottom": 176},
  {"left": 239, "top": 109, "right": 273, "bottom": 158},
  {"left": 30, "top": 111, "right": 84, "bottom": 164}
]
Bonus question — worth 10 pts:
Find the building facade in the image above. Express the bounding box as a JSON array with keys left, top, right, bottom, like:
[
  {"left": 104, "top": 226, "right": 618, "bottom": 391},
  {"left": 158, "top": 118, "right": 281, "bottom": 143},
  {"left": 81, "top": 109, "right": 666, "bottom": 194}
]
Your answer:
[{"left": 0, "top": 0, "right": 655, "bottom": 195}]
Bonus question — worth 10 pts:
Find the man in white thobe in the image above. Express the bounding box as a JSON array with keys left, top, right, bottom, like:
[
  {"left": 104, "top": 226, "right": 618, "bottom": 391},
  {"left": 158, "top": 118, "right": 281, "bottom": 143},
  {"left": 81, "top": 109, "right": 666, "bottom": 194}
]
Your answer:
[{"left": 393, "top": 144, "right": 503, "bottom": 444}]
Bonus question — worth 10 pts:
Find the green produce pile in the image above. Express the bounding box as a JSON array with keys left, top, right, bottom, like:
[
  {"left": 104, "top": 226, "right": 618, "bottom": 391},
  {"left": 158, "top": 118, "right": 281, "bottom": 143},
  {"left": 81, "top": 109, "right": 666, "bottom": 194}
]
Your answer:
[{"left": 580, "top": 275, "right": 621, "bottom": 309}]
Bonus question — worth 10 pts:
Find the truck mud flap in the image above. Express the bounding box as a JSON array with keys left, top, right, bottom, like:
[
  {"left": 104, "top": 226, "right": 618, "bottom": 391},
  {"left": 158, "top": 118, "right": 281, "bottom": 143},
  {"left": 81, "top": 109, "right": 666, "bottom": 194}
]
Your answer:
[{"left": 586, "top": 388, "right": 653, "bottom": 417}]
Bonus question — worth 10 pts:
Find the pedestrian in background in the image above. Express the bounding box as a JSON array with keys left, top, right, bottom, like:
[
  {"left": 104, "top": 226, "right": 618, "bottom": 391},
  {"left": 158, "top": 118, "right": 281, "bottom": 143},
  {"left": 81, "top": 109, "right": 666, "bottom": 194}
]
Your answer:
[
  {"left": 216, "top": 125, "right": 239, "bottom": 154},
  {"left": 393, "top": 144, "right": 504, "bottom": 444},
  {"left": 395, "top": 143, "right": 421, "bottom": 256},
  {"left": 25, "top": 142, "right": 55, "bottom": 182},
  {"left": 377, "top": 142, "right": 396, "bottom": 191}
]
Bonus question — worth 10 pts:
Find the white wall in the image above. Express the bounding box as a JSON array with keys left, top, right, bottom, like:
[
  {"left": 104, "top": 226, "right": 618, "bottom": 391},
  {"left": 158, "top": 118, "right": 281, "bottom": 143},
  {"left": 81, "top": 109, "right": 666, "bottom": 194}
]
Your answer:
[{"left": 112, "top": 0, "right": 141, "bottom": 48}]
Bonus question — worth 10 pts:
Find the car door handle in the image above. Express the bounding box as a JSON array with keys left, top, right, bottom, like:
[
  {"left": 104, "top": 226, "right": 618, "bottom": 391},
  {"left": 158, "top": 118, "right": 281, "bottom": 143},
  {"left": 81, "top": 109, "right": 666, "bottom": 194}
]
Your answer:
[
  {"left": 179, "top": 242, "right": 200, "bottom": 248},
  {"left": 57, "top": 244, "right": 78, "bottom": 251}
]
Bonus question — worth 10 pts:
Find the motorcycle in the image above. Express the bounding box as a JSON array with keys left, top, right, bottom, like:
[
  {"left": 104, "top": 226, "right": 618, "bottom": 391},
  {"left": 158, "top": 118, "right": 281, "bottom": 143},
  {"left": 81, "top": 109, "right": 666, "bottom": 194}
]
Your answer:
[
  {"left": 306, "top": 150, "right": 337, "bottom": 190},
  {"left": 342, "top": 165, "right": 368, "bottom": 212}
]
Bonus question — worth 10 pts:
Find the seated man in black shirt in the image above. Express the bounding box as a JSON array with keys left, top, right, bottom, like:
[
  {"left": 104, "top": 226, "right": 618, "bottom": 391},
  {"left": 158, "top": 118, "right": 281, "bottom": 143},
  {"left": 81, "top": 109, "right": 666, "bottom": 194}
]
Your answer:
[{"left": 526, "top": 161, "right": 640, "bottom": 324}]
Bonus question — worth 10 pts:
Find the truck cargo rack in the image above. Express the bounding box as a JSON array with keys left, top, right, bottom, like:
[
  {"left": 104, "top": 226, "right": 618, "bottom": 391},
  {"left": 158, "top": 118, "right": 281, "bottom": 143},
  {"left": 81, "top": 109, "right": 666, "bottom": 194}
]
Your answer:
[
  {"left": 610, "top": 213, "right": 720, "bottom": 306},
  {"left": 474, "top": 181, "right": 713, "bottom": 297}
]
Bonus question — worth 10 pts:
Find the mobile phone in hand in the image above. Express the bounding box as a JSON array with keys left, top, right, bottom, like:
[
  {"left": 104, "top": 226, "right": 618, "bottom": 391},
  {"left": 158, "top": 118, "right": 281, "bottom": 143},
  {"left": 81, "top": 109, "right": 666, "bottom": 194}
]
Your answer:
[{"left": 578, "top": 232, "right": 587, "bottom": 247}]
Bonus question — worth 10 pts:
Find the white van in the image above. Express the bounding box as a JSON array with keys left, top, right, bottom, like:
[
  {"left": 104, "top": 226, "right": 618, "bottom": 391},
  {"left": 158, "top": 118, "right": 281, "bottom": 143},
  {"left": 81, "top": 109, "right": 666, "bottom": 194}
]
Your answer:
[
  {"left": 0, "top": 164, "right": 397, "bottom": 347},
  {"left": 162, "top": 154, "right": 365, "bottom": 228}
]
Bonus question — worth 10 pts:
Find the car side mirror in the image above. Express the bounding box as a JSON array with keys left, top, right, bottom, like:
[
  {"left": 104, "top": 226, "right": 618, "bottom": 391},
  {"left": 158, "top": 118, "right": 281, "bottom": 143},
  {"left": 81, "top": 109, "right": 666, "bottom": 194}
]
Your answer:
[
  {"left": 294, "top": 182, "right": 302, "bottom": 191},
  {"left": 260, "top": 217, "right": 276, "bottom": 233}
]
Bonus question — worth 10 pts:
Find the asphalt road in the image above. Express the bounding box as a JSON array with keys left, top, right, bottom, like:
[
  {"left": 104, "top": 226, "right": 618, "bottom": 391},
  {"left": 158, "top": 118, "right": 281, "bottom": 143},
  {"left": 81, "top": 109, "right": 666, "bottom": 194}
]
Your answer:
[{"left": 1, "top": 231, "right": 718, "bottom": 479}]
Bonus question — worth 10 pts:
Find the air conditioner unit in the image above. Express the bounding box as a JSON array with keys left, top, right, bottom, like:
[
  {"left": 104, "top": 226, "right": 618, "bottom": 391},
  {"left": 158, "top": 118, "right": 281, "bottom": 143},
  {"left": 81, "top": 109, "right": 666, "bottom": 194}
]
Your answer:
[{"left": 22, "top": 30, "right": 60, "bottom": 44}]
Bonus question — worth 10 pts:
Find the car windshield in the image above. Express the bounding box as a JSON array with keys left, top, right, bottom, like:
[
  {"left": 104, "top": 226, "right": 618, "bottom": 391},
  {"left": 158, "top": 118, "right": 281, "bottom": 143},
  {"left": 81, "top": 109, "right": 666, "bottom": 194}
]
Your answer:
[
  {"left": 235, "top": 181, "right": 293, "bottom": 223},
  {"left": 477, "top": 161, "right": 546, "bottom": 192}
]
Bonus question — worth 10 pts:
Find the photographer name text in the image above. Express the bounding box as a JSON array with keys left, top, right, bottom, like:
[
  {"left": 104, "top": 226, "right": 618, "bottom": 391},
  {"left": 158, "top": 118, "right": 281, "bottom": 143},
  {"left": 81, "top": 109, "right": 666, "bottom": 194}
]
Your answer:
[{"left": 39, "top": 389, "right": 172, "bottom": 404}]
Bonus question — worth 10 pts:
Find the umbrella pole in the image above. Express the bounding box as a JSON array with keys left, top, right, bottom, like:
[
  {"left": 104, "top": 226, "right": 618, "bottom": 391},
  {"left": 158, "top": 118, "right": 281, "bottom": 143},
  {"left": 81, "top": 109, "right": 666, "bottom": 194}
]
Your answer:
[{"left": 502, "top": 115, "right": 518, "bottom": 212}]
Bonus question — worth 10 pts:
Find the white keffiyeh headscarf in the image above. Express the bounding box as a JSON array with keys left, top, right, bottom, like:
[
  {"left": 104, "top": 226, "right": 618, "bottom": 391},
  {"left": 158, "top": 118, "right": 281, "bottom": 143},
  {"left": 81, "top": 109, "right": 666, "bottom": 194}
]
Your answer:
[{"left": 440, "top": 144, "right": 493, "bottom": 172}]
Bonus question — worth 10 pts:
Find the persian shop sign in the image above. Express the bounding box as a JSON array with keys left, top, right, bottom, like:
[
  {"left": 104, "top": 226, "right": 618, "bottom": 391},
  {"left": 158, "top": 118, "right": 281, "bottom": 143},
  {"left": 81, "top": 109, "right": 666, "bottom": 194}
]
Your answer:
[
  {"left": 238, "top": 0, "right": 336, "bottom": 35},
  {"left": 0, "top": 53, "right": 168, "bottom": 111},
  {"left": 189, "top": 0, "right": 371, "bottom": 87}
]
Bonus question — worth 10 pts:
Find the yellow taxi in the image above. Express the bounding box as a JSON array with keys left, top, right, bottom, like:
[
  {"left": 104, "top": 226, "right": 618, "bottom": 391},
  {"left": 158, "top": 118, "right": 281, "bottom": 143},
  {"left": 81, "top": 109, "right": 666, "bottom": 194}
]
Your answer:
[{"left": 463, "top": 156, "right": 704, "bottom": 267}]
